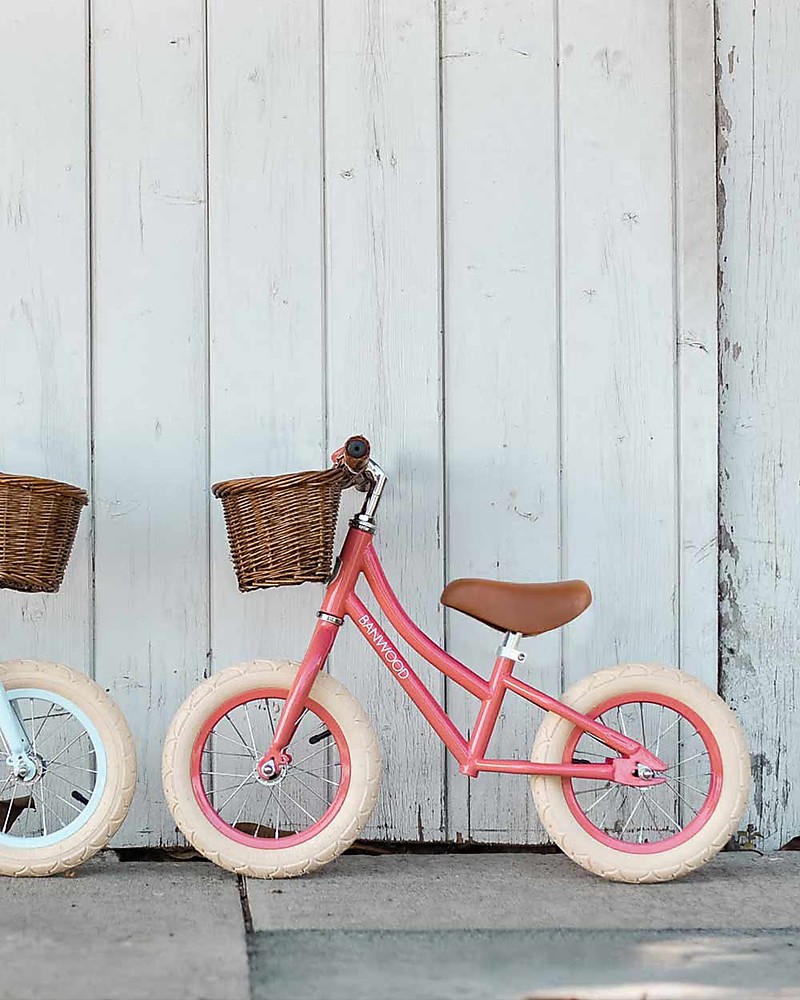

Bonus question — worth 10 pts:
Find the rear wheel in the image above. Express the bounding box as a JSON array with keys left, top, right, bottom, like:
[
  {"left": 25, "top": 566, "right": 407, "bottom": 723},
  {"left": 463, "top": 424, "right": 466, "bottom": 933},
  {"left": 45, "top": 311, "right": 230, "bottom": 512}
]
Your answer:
[
  {"left": 0, "top": 660, "right": 136, "bottom": 876},
  {"left": 162, "top": 660, "right": 381, "bottom": 878},
  {"left": 530, "top": 663, "right": 750, "bottom": 882}
]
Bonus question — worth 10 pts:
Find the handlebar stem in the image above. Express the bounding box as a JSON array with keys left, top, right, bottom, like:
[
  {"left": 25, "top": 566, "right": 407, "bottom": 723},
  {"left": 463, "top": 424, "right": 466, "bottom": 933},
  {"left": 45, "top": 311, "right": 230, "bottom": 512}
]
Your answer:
[{"left": 352, "top": 459, "right": 388, "bottom": 530}]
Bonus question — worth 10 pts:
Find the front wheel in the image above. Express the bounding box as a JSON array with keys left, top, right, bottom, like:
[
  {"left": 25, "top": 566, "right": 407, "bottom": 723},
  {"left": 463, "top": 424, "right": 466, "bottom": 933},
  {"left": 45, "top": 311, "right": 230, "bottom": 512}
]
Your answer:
[
  {"left": 162, "top": 660, "right": 382, "bottom": 878},
  {"left": 530, "top": 663, "right": 750, "bottom": 883}
]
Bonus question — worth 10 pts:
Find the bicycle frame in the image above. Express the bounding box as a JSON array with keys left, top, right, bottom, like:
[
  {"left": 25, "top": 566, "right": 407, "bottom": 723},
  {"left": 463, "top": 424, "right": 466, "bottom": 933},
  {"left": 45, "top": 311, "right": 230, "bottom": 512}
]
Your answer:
[{"left": 257, "top": 522, "right": 666, "bottom": 785}]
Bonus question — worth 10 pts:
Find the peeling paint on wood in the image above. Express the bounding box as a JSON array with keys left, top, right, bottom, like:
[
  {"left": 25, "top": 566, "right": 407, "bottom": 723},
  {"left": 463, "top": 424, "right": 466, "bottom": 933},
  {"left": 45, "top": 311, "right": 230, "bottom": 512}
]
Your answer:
[{"left": 718, "top": 0, "right": 800, "bottom": 850}]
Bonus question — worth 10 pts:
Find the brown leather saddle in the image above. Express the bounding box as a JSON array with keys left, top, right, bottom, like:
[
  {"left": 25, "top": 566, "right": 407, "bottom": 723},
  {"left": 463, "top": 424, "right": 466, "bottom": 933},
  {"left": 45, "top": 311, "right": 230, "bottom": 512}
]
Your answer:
[{"left": 441, "top": 577, "right": 592, "bottom": 637}]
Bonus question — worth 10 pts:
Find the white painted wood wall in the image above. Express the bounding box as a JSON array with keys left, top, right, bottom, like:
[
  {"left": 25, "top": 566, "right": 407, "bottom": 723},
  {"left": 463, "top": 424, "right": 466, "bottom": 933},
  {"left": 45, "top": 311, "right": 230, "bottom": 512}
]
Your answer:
[
  {"left": 718, "top": 0, "right": 800, "bottom": 851},
  {"left": 1, "top": 0, "right": 724, "bottom": 848}
]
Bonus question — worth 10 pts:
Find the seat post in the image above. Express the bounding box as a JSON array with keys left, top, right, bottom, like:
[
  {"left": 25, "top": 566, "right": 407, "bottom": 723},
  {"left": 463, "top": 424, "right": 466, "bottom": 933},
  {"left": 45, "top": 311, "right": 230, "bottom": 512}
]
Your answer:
[{"left": 497, "top": 631, "right": 526, "bottom": 664}]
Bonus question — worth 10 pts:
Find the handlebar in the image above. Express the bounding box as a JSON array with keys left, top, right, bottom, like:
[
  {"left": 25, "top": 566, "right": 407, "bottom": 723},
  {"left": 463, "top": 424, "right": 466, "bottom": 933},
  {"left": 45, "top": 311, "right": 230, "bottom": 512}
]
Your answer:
[
  {"left": 332, "top": 435, "right": 388, "bottom": 521},
  {"left": 332, "top": 435, "right": 371, "bottom": 476}
]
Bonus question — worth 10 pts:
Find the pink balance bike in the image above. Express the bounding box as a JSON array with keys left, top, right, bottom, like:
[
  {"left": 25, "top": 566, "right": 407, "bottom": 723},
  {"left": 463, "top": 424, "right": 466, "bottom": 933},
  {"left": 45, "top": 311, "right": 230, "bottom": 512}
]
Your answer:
[{"left": 163, "top": 437, "right": 750, "bottom": 883}]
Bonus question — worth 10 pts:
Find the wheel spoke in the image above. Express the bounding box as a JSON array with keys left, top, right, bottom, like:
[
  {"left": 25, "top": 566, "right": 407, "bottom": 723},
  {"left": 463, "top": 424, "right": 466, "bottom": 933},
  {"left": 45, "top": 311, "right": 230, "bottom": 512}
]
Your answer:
[
  {"left": 666, "top": 774, "right": 709, "bottom": 796},
  {"left": 638, "top": 788, "right": 661, "bottom": 837},
  {"left": 47, "top": 760, "right": 98, "bottom": 776},
  {"left": 583, "top": 783, "right": 617, "bottom": 815},
  {"left": 648, "top": 714, "right": 680, "bottom": 752},
  {"left": 574, "top": 784, "right": 613, "bottom": 795},
  {"left": 663, "top": 750, "right": 709, "bottom": 771},
  {"left": 279, "top": 785, "right": 319, "bottom": 826},
  {"left": 653, "top": 704, "right": 665, "bottom": 758},
  {"left": 46, "top": 730, "right": 89, "bottom": 768},
  {"left": 36, "top": 790, "right": 66, "bottom": 832},
  {"left": 619, "top": 793, "right": 645, "bottom": 836},
  {"left": 643, "top": 790, "right": 683, "bottom": 832},
  {"left": 232, "top": 780, "right": 257, "bottom": 828},
  {"left": 243, "top": 703, "right": 257, "bottom": 756},
  {"left": 253, "top": 786, "right": 277, "bottom": 838},
  {"left": 223, "top": 714, "right": 256, "bottom": 758},
  {"left": 292, "top": 740, "right": 335, "bottom": 768},
  {"left": 41, "top": 786, "right": 83, "bottom": 815},
  {"left": 266, "top": 699, "right": 276, "bottom": 738},
  {"left": 2, "top": 781, "right": 20, "bottom": 832},
  {"left": 293, "top": 766, "right": 340, "bottom": 787},
  {"left": 288, "top": 770, "right": 330, "bottom": 806},
  {"left": 201, "top": 770, "right": 255, "bottom": 779},
  {"left": 274, "top": 785, "right": 285, "bottom": 839},
  {"left": 216, "top": 774, "right": 258, "bottom": 812},
  {"left": 32, "top": 702, "right": 57, "bottom": 747},
  {"left": 663, "top": 777, "right": 701, "bottom": 816},
  {"left": 209, "top": 729, "right": 257, "bottom": 755},
  {"left": 45, "top": 768, "right": 94, "bottom": 798}
]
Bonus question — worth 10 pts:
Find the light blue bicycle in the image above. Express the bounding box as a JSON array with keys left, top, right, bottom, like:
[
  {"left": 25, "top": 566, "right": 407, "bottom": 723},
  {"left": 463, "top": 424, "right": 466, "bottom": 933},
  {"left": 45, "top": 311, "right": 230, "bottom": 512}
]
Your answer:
[{"left": 0, "top": 471, "right": 135, "bottom": 875}]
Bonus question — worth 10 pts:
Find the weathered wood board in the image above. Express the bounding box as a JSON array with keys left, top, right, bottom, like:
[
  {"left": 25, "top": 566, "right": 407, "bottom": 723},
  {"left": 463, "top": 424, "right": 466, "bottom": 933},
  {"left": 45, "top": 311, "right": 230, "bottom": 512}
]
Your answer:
[
  {"left": 0, "top": 1, "right": 91, "bottom": 671},
  {"left": 718, "top": 0, "right": 800, "bottom": 850},
  {"left": 442, "top": 0, "right": 560, "bottom": 843},
  {"left": 324, "top": 0, "right": 446, "bottom": 841},
  {"left": 91, "top": 0, "right": 210, "bottom": 845}
]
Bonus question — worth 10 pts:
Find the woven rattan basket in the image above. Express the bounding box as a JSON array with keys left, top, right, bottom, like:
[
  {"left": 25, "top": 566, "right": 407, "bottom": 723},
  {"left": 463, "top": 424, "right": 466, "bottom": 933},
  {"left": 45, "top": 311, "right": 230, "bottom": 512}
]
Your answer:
[
  {"left": 213, "top": 465, "right": 353, "bottom": 591},
  {"left": 0, "top": 474, "right": 89, "bottom": 593}
]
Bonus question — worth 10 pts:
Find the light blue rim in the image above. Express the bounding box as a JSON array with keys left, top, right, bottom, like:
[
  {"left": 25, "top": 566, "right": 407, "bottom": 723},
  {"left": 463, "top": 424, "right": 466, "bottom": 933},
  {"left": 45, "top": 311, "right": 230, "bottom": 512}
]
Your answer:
[{"left": 0, "top": 688, "right": 108, "bottom": 848}]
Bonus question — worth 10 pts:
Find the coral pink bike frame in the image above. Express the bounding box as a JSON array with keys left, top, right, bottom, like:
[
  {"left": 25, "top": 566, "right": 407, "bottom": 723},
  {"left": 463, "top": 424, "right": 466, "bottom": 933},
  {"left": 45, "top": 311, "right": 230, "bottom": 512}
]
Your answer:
[{"left": 257, "top": 524, "right": 666, "bottom": 784}]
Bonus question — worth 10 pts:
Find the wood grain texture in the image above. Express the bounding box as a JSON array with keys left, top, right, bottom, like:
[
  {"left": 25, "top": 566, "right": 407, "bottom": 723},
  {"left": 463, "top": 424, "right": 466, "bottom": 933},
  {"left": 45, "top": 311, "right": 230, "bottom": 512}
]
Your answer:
[
  {"left": 718, "top": 0, "right": 800, "bottom": 849},
  {"left": 207, "top": 0, "right": 326, "bottom": 671},
  {"left": 442, "top": 0, "right": 560, "bottom": 844},
  {"left": 91, "top": 0, "right": 209, "bottom": 846},
  {"left": 324, "top": 0, "right": 446, "bottom": 841},
  {"left": 0, "top": 1, "right": 91, "bottom": 669},
  {"left": 674, "top": 0, "right": 718, "bottom": 689},
  {"left": 559, "top": 0, "right": 679, "bottom": 684}
]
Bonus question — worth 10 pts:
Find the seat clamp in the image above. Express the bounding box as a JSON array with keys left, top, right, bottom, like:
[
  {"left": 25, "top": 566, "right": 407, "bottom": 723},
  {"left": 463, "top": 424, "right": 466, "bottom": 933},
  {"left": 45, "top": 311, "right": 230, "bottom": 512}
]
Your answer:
[
  {"left": 317, "top": 611, "right": 344, "bottom": 627},
  {"left": 497, "top": 642, "right": 526, "bottom": 663}
]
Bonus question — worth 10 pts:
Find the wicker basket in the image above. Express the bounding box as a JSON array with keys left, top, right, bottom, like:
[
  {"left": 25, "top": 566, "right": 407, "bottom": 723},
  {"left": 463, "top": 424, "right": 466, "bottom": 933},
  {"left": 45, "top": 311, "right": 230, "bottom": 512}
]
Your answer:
[
  {"left": 213, "top": 465, "right": 353, "bottom": 591},
  {"left": 0, "top": 474, "right": 89, "bottom": 594}
]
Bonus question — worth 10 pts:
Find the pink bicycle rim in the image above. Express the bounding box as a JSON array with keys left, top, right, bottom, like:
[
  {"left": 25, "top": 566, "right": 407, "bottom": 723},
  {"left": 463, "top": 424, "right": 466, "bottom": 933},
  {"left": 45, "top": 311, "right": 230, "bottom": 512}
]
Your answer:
[
  {"left": 562, "top": 691, "right": 724, "bottom": 855},
  {"left": 190, "top": 688, "right": 352, "bottom": 850}
]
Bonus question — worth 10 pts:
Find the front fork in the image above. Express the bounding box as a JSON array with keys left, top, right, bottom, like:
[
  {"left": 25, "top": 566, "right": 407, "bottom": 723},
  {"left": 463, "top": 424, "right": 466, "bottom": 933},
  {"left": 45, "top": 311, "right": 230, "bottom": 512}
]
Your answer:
[
  {"left": 0, "top": 683, "right": 37, "bottom": 782},
  {"left": 256, "top": 617, "right": 340, "bottom": 780}
]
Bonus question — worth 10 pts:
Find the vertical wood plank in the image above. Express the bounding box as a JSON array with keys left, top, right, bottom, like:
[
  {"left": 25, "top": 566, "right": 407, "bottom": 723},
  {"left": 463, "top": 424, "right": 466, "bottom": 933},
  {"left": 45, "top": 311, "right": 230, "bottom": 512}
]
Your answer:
[
  {"left": 207, "top": 1, "right": 325, "bottom": 671},
  {"left": 92, "top": 0, "right": 209, "bottom": 846},
  {"left": 0, "top": 1, "right": 91, "bottom": 669},
  {"left": 674, "top": 0, "right": 718, "bottom": 688},
  {"left": 325, "top": 0, "right": 445, "bottom": 841},
  {"left": 718, "top": 0, "right": 800, "bottom": 849},
  {"left": 442, "top": 0, "right": 560, "bottom": 844},
  {"left": 559, "top": 4, "right": 678, "bottom": 678}
]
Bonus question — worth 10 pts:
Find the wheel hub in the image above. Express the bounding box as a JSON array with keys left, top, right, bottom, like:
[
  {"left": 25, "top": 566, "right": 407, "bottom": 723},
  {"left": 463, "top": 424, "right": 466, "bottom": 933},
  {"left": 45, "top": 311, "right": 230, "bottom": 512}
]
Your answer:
[{"left": 6, "top": 751, "right": 43, "bottom": 784}]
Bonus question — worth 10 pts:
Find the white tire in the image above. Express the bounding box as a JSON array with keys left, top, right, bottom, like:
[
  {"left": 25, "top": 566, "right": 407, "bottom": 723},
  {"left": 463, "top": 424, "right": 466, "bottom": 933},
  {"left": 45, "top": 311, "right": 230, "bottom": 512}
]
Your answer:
[
  {"left": 0, "top": 660, "right": 136, "bottom": 877},
  {"left": 162, "top": 660, "right": 381, "bottom": 878},
  {"left": 530, "top": 663, "right": 750, "bottom": 883}
]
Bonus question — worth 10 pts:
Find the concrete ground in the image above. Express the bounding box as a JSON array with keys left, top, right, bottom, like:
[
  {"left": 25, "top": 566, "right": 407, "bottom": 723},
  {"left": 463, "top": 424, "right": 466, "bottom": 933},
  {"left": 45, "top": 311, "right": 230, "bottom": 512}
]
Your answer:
[{"left": 0, "top": 850, "right": 798, "bottom": 1000}]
